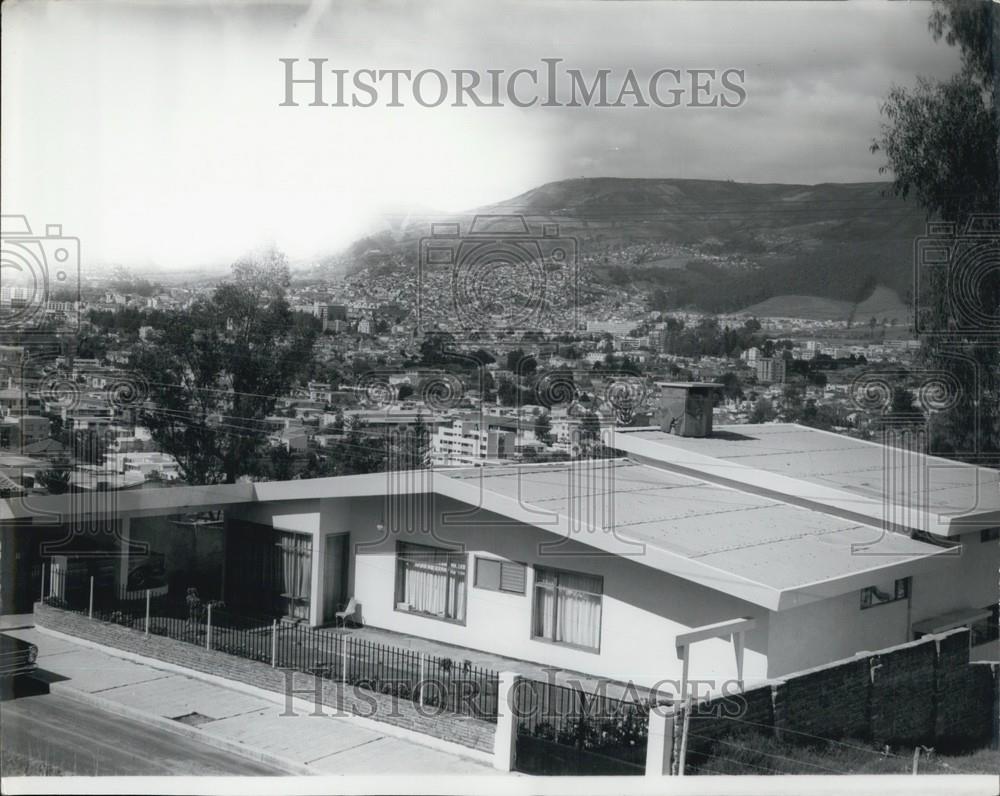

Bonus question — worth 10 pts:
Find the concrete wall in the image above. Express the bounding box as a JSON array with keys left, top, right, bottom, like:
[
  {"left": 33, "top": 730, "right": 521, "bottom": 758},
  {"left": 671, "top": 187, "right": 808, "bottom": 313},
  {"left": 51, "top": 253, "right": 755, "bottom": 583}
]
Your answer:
[{"left": 681, "top": 627, "right": 998, "bottom": 763}]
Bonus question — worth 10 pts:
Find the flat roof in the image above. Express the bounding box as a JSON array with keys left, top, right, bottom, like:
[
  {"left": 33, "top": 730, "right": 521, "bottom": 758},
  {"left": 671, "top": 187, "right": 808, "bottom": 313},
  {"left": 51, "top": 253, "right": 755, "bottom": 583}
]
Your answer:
[
  {"left": 3, "top": 457, "right": 953, "bottom": 611},
  {"left": 435, "top": 460, "right": 950, "bottom": 611},
  {"left": 614, "top": 424, "right": 1000, "bottom": 537}
]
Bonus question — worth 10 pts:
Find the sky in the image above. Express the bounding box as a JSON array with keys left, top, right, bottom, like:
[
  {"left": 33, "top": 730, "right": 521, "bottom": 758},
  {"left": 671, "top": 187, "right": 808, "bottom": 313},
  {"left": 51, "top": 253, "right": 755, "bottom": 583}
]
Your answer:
[{"left": 2, "top": 0, "right": 963, "bottom": 272}]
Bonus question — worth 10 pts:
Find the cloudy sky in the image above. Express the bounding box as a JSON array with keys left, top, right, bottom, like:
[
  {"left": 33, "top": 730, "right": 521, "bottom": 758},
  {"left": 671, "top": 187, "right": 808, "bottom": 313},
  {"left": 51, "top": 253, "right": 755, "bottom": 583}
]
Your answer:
[{"left": 2, "top": 0, "right": 962, "bottom": 271}]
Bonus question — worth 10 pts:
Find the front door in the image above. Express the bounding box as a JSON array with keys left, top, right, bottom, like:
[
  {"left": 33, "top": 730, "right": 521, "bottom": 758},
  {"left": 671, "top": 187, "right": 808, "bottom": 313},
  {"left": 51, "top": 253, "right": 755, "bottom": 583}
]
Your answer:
[{"left": 324, "top": 534, "right": 350, "bottom": 622}]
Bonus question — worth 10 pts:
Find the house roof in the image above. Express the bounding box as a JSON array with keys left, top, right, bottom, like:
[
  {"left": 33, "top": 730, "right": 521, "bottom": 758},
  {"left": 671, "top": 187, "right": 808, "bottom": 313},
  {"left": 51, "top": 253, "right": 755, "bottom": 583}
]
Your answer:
[
  {"left": 3, "top": 452, "right": 954, "bottom": 612},
  {"left": 432, "top": 460, "right": 951, "bottom": 611},
  {"left": 613, "top": 424, "right": 1000, "bottom": 537}
]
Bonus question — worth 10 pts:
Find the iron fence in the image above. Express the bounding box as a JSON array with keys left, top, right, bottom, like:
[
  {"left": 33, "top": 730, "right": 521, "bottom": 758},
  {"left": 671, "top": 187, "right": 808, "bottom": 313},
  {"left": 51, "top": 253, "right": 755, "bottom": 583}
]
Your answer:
[
  {"left": 512, "top": 676, "right": 655, "bottom": 771},
  {"left": 40, "top": 568, "right": 499, "bottom": 722}
]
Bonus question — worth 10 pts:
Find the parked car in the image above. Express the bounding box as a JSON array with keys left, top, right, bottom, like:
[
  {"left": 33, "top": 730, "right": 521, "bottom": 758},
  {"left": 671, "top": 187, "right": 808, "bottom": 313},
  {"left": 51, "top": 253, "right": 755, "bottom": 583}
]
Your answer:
[{"left": 0, "top": 633, "right": 38, "bottom": 679}]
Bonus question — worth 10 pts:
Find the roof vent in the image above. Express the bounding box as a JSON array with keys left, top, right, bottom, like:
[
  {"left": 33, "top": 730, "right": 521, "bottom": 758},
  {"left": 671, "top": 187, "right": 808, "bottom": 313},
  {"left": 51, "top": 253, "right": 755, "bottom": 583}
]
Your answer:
[{"left": 655, "top": 382, "right": 722, "bottom": 438}]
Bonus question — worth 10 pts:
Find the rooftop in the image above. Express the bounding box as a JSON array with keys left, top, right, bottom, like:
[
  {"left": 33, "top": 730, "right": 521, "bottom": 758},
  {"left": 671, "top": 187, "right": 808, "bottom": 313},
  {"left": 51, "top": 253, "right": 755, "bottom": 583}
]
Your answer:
[
  {"left": 435, "top": 460, "right": 949, "bottom": 611},
  {"left": 614, "top": 423, "right": 1000, "bottom": 537},
  {"left": 4, "top": 450, "right": 956, "bottom": 612}
]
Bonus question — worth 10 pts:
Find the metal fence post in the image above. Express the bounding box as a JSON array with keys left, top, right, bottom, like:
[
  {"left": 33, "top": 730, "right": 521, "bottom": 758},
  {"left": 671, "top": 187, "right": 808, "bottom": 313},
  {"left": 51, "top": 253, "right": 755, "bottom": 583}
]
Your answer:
[
  {"left": 145, "top": 589, "right": 151, "bottom": 636},
  {"left": 206, "top": 603, "right": 212, "bottom": 650},
  {"left": 271, "top": 620, "right": 277, "bottom": 667},
  {"left": 418, "top": 653, "right": 426, "bottom": 706},
  {"left": 40, "top": 563, "right": 46, "bottom": 603},
  {"left": 912, "top": 747, "right": 920, "bottom": 775},
  {"left": 88, "top": 576, "right": 94, "bottom": 619},
  {"left": 341, "top": 636, "right": 348, "bottom": 684}
]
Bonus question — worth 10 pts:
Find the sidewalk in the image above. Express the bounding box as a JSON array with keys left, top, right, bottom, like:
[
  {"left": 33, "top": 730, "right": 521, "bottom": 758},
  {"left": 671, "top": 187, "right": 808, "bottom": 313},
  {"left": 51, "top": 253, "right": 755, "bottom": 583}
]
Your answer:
[{"left": 5, "top": 626, "right": 500, "bottom": 776}]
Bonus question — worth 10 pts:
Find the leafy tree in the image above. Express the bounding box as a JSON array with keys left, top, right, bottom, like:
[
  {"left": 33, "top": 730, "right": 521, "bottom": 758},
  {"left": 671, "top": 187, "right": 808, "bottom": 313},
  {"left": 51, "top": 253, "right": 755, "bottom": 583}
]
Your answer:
[
  {"left": 397, "top": 383, "right": 415, "bottom": 401},
  {"left": 716, "top": 372, "right": 744, "bottom": 401},
  {"left": 268, "top": 445, "right": 296, "bottom": 481},
  {"left": 497, "top": 379, "right": 518, "bottom": 407},
  {"left": 36, "top": 468, "right": 71, "bottom": 495},
  {"left": 749, "top": 397, "right": 777, "bottom": 424},
  {"left": 131, "top": 248, "right": 318, "bottom": 484},
  {"left": 534, "top": 413, "right": 553, "bottom": 446},
  {"left": 872, "top": 0, "right": 999, "bottom": 466}
]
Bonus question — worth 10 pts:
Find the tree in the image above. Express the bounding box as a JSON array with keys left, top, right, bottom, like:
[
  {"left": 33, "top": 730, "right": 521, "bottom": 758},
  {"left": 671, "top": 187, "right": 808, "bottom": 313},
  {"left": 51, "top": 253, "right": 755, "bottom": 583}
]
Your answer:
[
  {"left": 268, "top": 445, "right": 296, "bottom": 481},
  {"left": 749, "top": 397, "right": 777, "bottom": 424},
  {"left": 397, "top": 383, "right": 415, "bottom": 401},
  {"left": 132, "top": 248, "right": 318, "bottom": 484},
  {"left": 497, "top": 379, "right": 518, "bottom": 407},
  {"left": 716, "top": 372, "right": 744, "bottom": 402},
  {"left": 534, "top": 412, "right": 553, "bottom": 446},
  {"left": 36, "top": 468, "right": 71, "bottom": 495},
  {"left": 872, "top": 0, "right": 999, "bottom": 466}
]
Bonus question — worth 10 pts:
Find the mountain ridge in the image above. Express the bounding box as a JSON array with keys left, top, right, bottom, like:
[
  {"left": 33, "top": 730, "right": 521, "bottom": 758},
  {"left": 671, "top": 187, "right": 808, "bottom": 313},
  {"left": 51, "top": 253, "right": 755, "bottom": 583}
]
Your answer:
[{"left": 322, "top": 177, "right": 927, "bottom": 316}]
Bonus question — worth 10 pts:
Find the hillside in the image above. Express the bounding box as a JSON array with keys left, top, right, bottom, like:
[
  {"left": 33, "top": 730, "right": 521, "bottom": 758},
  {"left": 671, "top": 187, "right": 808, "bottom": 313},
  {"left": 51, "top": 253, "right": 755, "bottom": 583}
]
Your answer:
[
  {"left": 741, "top": 285, "right": 911, "bottom": 324},
  {"left": 328, "top": 177, "right": 928, "bottom": 316}
]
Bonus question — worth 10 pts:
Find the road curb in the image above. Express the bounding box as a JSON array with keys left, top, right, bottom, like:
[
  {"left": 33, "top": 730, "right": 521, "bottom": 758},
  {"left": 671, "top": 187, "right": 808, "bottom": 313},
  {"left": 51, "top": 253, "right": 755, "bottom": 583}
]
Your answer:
[
  {"left": 48, "top": 681, "right": 314, "bottom": 776},
  {"left": 34, "top": 624, "right": 497, "bottom": 768}
]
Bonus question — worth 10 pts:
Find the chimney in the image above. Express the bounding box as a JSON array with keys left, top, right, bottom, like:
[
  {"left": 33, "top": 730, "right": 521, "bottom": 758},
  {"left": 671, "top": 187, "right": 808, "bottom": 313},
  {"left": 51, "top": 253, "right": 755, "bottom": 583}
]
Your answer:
[{"left": 655, "top": 382, "right": 722, "bottom": 438}]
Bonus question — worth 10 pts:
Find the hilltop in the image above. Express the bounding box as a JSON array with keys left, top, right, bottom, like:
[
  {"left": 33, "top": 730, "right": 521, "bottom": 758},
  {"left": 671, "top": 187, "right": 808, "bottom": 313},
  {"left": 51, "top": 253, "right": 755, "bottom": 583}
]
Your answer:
[{"left": 323, "top": 177, "right": 928, "bottom": 317}]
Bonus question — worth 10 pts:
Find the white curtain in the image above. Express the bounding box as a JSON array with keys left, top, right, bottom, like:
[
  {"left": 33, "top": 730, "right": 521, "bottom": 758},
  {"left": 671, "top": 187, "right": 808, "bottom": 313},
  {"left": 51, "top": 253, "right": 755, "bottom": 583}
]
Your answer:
[
  {"left": 534, "top": 568, "right": 601, "bottom": 649},
  {"left": 277, "top": 532, "right": 312, "bottom": 601},
  {"left": 399, "top": 544, "right": 466, "bottom": 620}
]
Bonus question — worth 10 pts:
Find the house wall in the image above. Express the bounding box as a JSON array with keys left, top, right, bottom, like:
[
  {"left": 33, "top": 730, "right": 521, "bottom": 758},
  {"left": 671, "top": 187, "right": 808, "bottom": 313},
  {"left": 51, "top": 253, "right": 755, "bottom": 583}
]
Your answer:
[
  {"left": 767, "top": 533, "right": 1000, "bottom": 677},
  {"left": 342, "top": 494, "right": 770, "bottom": 692},
  {"left": 910, "top": 532, "right": 999, "bottom": 625},
  {"left": 766, "top": 587, "right": 910, "bottom": 678}
]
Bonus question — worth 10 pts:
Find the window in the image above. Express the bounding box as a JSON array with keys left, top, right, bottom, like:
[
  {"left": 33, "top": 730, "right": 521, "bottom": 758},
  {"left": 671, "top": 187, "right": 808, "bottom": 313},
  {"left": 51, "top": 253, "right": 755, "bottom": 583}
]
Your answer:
[
  {"left": 394, "top": 542, "right": 467, "bottom": 623},
  {"left": 275, "top": 531, "right": 312, "bottom": 619},
  {"left": 980, "top": 528, "right": 1000, "bottom": 543},
  {"left": 475, "top": 557, "right": 526, "bottom": 594},
  {"left": 532, "top": 566, "right": 602, "bottom": 651},
  {"left": 860, "top": 577, "right": 911, "bottom": 609}
]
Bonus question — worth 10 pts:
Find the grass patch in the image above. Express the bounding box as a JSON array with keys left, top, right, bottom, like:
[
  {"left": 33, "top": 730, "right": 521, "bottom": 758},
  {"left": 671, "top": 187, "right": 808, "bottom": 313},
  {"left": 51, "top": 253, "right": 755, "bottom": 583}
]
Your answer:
[
  {"left": 686, "top": 730, "right": 1000, "bottom": 775},
  {"left": 0, "top": 748, "right": 70, "bottom": 776}
]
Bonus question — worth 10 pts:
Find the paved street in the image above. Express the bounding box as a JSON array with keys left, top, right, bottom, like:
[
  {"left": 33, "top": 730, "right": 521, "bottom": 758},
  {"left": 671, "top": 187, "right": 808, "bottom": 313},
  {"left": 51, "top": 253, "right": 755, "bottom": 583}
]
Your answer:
[
  {"left": 0, "top": 626, "right": 497, "bottom": 776},
  {"left": 1, "top": 678, "right": 282, "bottom": 776}
]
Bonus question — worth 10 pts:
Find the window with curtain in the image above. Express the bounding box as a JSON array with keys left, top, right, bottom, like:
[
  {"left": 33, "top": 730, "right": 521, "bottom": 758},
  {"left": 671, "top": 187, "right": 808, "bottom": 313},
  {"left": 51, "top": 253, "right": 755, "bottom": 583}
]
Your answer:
[
  {"left": 395, "top": 542, "right": 467, "bottom": 623},
  {"left": 275, "top": 531, "right": 312, "bottom": 618},
  {"left": 532, "top": 566, "right": 602, "bottom": 651}
]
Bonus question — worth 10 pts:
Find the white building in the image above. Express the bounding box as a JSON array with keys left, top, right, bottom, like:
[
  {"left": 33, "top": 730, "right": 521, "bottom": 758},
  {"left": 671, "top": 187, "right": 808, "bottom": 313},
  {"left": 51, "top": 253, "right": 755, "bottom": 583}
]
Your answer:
[
  {"left": 431, "top": 417, "right": 516, "bottom": 466},
  {"left": 8, "top": 419, "right": 997, "bottom": 698}
]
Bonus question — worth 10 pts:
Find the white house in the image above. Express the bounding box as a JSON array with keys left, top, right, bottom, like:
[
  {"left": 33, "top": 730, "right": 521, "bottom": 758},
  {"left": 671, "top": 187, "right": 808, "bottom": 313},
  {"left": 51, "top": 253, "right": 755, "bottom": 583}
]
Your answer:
[{"left": 6, "top": 416, "right": 997, "bottom": 701}]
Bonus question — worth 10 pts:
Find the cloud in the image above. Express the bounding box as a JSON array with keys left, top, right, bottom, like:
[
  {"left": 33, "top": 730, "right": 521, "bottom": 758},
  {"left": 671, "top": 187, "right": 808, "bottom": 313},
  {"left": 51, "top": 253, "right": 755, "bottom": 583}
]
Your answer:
[{"left": 1, "top": 0, "right": 963, "bottom": 269}]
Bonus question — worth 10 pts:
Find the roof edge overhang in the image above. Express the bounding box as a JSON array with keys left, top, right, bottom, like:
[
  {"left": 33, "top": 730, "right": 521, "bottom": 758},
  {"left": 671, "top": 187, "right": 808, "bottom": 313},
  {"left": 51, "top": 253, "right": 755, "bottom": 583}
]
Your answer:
[{"left": 431, "top": 469, "right": 953, "bottom": 612}]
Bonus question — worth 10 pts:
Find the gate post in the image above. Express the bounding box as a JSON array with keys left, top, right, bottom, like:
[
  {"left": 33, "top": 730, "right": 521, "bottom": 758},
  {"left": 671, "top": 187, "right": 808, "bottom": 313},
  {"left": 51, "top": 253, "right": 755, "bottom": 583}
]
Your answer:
[
  {"left": 645, "top": 704, "right": 675, "bottom": 775},
  {"left": 493, "top": 671, "right": 519, "bottom": 772}
]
